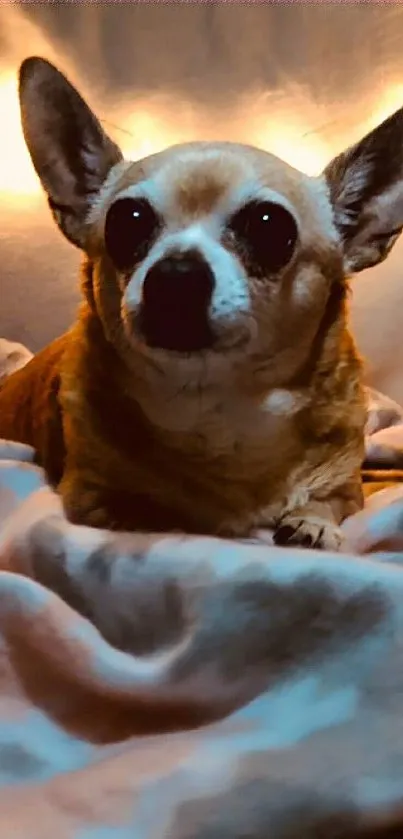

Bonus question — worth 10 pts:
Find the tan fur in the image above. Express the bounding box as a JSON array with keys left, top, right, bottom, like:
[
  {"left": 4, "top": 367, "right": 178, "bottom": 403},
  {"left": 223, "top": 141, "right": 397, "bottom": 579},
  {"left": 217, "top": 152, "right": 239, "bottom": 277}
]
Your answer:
[
  {"left": 0, "top": 144, "right": 366, "bottom": 547},
  {"left": 4, "top": 57, "right": 403, "bottom": 549}
]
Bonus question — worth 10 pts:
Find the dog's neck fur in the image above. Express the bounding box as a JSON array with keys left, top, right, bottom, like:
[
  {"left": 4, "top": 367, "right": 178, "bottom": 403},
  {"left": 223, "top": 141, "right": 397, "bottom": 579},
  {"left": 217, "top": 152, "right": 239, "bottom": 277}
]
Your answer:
[
  {"left": 73, "top": 260, "right": 352, "bottom": 473},
  {"left": 80, "top": 257, "right": 295, "bottom": 452},
  {"left": 71, "top": 307, "right": 293, "bottom": 460},
  {"left": 125, "top": 361, "right": 301, "bottom": 458}
]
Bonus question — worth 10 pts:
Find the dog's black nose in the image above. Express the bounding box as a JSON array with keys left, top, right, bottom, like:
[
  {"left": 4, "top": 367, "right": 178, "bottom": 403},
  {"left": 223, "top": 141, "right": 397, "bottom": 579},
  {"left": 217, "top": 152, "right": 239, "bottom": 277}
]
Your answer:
[{"left": 140, "top": 252, "right": 215, "bottom": 352}]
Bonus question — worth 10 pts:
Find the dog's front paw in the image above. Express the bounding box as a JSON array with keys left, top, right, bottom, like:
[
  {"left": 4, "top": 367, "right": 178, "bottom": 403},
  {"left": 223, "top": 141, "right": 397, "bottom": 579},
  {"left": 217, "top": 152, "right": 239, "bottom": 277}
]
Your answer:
[
  {"left": 273, "top": 514, "right": 343, "bottom": 551},
  {"left": 59, "top": 479, "right": 118, "bottom": 531}
]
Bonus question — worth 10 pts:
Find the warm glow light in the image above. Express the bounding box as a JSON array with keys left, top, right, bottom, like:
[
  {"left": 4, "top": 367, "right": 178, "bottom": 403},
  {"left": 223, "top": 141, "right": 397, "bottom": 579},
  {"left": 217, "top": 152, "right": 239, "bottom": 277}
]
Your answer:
[
  {"left": 365, "top": 82, "right": 403, "bottom": 134},
  {"left": 252, "top": 121, "right": 330, "bottom": 175},
  {"left": 1, "top": 52, "right": 402, "bottom": 204},
  {"left": 243, "top": 87, "right": 334, "bottom": 175},
  {"left": 0, "top": 73, "right": 42, "bottom": 202},
  {"left": 118, "top": 108, "right": 184, "bottom": 160}
]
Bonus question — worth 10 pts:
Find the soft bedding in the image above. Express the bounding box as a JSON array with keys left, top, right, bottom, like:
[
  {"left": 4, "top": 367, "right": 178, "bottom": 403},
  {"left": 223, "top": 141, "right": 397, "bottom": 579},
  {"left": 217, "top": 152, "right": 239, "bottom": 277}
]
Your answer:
[{"left": 2, "top": 341, "right": 403, "bottom": 837}]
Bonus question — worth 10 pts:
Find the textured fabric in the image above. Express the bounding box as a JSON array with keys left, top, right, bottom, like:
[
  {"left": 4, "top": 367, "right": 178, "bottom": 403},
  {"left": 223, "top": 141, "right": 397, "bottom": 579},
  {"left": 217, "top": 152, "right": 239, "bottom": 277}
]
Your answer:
[{"left": 2, "top": 346, "right": 403, "bottom": 836}]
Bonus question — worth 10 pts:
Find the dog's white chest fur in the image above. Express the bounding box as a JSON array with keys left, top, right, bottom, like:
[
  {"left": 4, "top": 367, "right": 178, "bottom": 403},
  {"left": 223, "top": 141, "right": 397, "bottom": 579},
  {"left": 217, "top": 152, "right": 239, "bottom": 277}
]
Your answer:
[{"left": 140, "top": 383, "right": 301, "bottom": 463}]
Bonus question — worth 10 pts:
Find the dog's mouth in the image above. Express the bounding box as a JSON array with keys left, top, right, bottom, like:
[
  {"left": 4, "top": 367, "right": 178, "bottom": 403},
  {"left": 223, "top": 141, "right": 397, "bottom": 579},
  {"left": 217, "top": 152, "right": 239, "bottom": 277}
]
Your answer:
[
  {"left": 126, "top": 306, "right": 251, "bottom": 357},
  {"left": 136, "top": 302, "right": 215, "bottom": 354}
]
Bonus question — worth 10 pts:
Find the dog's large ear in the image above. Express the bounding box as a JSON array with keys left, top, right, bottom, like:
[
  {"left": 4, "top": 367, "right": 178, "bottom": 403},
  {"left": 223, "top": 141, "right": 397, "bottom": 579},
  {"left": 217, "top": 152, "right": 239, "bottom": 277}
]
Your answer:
[
  {"left": 324, "top": 107, "right": 403, "bottom": 273},
  {"left": 19, "top": 56, "right": 123, "bottom": 249}
]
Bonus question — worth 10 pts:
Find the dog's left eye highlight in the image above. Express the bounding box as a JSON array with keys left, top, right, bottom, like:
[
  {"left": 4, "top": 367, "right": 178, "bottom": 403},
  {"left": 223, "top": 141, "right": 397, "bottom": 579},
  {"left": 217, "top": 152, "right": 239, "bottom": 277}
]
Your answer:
[
  {"left": 104, "top": 198, "right": 160, "bottom": 271},
  {"left": 229, "top": 200, "right": 298, "bottom": 275}
]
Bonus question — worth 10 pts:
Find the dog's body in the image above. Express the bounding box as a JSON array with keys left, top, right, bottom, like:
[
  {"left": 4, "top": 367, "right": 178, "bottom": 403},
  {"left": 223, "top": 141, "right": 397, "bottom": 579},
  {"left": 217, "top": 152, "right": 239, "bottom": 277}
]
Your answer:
[
  {"left": 0, "top": 296, "right": 365, "bottom": 542},
  {"left": 1, "top": 57, "right": 403, "bottom": 548}
]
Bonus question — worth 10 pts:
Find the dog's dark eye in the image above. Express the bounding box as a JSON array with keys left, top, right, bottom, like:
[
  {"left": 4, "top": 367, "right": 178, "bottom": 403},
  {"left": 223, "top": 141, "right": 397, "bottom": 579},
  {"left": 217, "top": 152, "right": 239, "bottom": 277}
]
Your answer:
[
  {"left": 229, "top": 200, "right": 298, "bottom": 275},
  {"left": 104, "top": 197, "right": 160, "bottom": 271}
]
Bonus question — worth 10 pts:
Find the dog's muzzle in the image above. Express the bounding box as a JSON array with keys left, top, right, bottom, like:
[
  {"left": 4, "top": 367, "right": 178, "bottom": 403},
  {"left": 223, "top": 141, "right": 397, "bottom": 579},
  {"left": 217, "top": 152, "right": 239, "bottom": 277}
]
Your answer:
[{"left": 138, "top": 251, "right": 215, "bottom": 352}]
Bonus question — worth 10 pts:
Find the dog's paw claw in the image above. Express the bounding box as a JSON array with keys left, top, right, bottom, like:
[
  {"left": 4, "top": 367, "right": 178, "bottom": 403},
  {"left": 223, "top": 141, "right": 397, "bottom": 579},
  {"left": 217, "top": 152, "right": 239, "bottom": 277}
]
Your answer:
[{"left": 273, "top": 516, "right": 342, "bottom": 551}]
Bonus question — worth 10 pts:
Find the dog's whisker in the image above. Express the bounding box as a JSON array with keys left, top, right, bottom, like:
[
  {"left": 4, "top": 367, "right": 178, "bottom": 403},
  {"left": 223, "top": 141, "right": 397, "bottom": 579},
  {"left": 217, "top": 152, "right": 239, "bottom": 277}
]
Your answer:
[{"left": 99, "top": 118, "right": 136, "bottom": 141}]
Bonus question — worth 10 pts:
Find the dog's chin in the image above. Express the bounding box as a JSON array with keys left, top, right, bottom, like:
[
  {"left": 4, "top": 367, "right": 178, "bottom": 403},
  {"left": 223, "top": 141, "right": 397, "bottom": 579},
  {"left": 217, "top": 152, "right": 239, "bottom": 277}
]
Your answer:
[{"left": 121, "top": 309, "right": 254, "bottom": 360}]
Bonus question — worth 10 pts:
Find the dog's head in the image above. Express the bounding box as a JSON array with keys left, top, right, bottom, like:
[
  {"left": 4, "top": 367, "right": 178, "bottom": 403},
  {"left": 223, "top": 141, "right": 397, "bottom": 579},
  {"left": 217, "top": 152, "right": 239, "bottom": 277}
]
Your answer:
[{"left": 18, "top": 57, "right": 403, "bottom": 391}]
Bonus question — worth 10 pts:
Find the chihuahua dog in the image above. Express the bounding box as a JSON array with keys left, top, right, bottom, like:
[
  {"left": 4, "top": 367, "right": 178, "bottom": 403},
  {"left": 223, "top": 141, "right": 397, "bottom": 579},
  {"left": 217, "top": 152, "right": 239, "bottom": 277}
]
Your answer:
[{"left": 1, "top": 57, "right": 402, "bottom": 550}]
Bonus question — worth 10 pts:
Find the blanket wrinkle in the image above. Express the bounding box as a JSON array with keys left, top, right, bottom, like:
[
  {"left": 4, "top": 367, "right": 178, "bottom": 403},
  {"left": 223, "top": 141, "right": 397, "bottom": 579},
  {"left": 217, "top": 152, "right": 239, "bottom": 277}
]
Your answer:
[{"left": 3, "top": 341, "right": 403, "bottom": 834}]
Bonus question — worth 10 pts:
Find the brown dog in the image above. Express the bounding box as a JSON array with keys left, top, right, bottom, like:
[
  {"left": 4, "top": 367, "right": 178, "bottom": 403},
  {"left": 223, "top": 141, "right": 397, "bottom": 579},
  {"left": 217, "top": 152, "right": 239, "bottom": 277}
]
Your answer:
[{"left": 1, "top": 57, "right": 402, "bottom": 549}]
